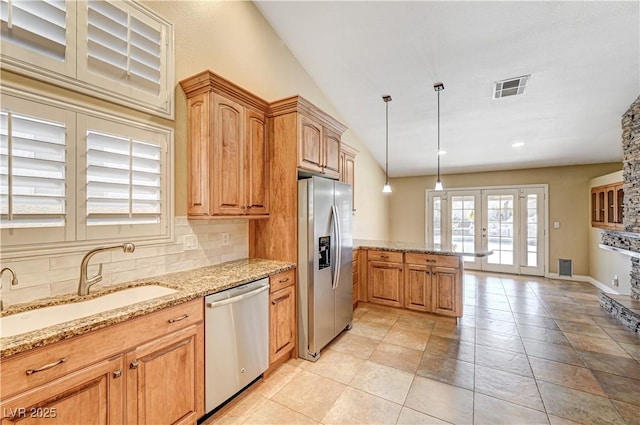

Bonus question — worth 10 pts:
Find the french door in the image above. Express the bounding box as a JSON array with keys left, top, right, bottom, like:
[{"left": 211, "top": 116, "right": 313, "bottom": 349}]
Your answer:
[{"left": 427, "top": 185, "right": 546, "bottom": 276}]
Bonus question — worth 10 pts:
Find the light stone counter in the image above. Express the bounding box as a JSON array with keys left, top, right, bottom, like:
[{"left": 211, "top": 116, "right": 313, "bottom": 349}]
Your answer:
[
  {"left": 354, "top": 239, "right": 493, "bottom": 257},
  {"left": 0, "top": 258, "right": 295, "bottom": 358}
]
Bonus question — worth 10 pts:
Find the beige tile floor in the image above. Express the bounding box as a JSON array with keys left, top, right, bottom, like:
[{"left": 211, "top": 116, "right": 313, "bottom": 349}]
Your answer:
[{"left": 204, "top": 272, "right": 640, "bottom": 425}]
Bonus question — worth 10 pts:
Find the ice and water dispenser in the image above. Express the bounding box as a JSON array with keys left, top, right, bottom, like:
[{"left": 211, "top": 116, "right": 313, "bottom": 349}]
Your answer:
[{"left": 318, "top": 236, "right": 331, "bottom": 270}]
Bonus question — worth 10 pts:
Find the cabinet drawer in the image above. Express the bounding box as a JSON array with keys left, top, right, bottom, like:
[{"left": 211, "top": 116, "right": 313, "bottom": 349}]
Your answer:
[
  {"left": 2, "top": 298, "right": 203, "bottom": 399},
  {"left": 405, "top": 253, "right": 460, "bottom": 268},
  {"left": 367, "top": 250, "right": 403, "bottom": 263},
  {"left": 270, "top": 269, "right": 296, "bottom": 293}
]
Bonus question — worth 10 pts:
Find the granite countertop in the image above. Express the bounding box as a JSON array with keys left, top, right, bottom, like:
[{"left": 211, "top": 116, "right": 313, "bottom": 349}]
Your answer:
[
  {"left": 0, "top": 258, "right": 295, "bottom": 359},
  {"left": 354, "top": 239, "right": 493, "bottom": 258}
]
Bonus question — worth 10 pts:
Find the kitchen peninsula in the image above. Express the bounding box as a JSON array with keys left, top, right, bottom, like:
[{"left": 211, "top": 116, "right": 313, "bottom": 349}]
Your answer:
[{"left": 354, "top": 240, "right": 492, "bottom": 318}]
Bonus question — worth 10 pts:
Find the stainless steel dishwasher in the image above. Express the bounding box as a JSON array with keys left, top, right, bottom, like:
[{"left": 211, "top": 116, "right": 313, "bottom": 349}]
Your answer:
[{"left": 204, "top": 278, "right": 269, "bottom": 413}]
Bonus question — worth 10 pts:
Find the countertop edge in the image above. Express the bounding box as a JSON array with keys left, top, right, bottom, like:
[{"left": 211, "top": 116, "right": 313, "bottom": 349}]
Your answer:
[
  {"left": 355, "top": 241, "right": 492, "bottom": 258},
  {"left": 1, "top": 259, "right": 295, "bottom": 359}
]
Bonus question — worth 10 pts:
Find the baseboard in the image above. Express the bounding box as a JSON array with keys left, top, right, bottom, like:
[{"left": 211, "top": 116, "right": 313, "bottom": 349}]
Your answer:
[{"left": 546, "top": 273, "right": 620, "bottom": 294}]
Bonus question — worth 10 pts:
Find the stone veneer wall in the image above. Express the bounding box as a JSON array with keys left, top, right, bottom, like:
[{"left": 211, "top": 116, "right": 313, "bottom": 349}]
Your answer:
[
  {"left": 603, "top": 95, "right": 640, "bottom": 300},
  {"left": 622, "top": 95, "right": 640, "bottom": 233},
  {"left": 0, "top": 218, "right": 248, "bottom": 306}
]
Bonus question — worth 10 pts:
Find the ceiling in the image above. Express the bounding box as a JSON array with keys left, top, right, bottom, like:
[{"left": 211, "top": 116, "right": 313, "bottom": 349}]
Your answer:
[{"left": 255, "top": 1, "right": 640, "bottom": 177}]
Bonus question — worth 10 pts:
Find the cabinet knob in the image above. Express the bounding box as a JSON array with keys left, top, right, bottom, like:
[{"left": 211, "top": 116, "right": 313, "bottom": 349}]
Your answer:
[
  {"left": 130, "top": 361, "right": 139, "bottom": 370},
  {"left": 113, "top": 369, "right": 123, "bottom": 378}
]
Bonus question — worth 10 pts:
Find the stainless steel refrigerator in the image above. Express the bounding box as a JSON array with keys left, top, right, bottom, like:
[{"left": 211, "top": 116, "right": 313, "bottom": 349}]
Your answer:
[{"left": 298, "top": 176, "right": 353, "bottom": 362}]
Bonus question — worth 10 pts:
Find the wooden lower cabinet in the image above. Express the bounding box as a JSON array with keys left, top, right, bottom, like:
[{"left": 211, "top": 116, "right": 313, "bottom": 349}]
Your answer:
[
  {"left": 431, "top": 267, "right": 460, "bottom": 317},
  {"left": 404, "top": 264, "right": 433, "bottom": 312},
  {"left": 362, "top": 250, "right": 463, "bottom": 318},
  {"left": 1, "top": 355, "right": 125, "bottom": 425},
  {"left": 368, "top": 261, "right": 404, "bottom": 308},
  {"left": 352, "top": 250, "right": 359, "bottom": 308},
  {"left": 269, "top": 270, "right": 296, "bottom": 367},
  {"left": 1, "top": 299, "right": 204, "bottom": 425},
  {"left": 126, "top": 325, "right": 201, "bottom": 425}
]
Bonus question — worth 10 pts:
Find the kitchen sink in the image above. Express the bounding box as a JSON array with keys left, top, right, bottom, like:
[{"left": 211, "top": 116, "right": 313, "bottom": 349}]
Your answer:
[{"left": 0, "top": 285, "right": 177, "bottom": 338}]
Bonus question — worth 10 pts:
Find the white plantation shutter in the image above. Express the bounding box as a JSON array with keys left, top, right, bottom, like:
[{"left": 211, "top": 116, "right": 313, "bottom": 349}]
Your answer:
[
  {"left": 79, "top": 113, "right": 170, "bottom": 242},
  {"left": 0, "top": 111, "right": 67, "bottom": 228},
  {"left": 86, "top": 130, "right": 162, "bottom": 226},
  {"left": 2, "top": 1, "right": 173, "bottom": 118},
  {"left": 0, "top": 0, "right": 75, "bottom": 76},
  {"left": 78, "top": 0, "right": 172, "bottom": 115},
  {"left": 1, "top": 88, "right": 173, "bottom": 255}
]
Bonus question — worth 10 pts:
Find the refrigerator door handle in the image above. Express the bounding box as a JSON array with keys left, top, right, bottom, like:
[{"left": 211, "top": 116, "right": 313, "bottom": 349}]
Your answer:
[{"left": 331, "top": 203, "right": 342, "bottom": 289}]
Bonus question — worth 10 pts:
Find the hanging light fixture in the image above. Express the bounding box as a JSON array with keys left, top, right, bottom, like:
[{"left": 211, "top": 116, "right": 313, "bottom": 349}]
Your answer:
[
  {"left": 382, "top": 95, "right": 393, "bottom": 193},
  {"left": 434, "top": 82, "right": 445, "bottom": 191}
]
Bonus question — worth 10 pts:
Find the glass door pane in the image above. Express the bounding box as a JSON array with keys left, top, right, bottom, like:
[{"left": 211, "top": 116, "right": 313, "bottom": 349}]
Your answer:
[
  {"left": 482, "top": 189, "right": 518, "bottom": 273},
  {"left": 519, "top": 187, "right": 545, "bottom": 276},
  {"left": 449, "top": 192, "right": 480, "bottom": 268}
]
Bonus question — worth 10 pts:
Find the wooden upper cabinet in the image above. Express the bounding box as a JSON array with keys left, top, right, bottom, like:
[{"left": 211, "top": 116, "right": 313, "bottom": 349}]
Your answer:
[
  {"left": 180, "top": 71, "right": 270, "bottom": 218},
  {"left": 246, "top": 110, "right": 269, "bottom": 215},
  {"left": 213, "top": 94, "right": 244, "bottom": 215},
  {"left": 591, "top": 182, "right": 623, "bottom": 230},
  {"left": 298, "top": 114, "right": 324, "bottom": 173},
  {"left": 339, "top": 143, "right": 358, "bottom": 212},
  {"left": 269, "top": 96, "right": 347, "bottom": 179},
  {"left": 323, "top": 128, "right": 341, "bottom": 178}
]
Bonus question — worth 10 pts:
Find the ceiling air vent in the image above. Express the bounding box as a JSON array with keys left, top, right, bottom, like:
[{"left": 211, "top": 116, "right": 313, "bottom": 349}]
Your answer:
[{"left": 493, "top": 75, "right": 530, "bottom": 99}]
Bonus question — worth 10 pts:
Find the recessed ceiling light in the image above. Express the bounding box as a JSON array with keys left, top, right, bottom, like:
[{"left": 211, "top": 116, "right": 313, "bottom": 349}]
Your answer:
[
  {"left": 512, "top": 142, "right": 525, "bottom": 148},
  {"left": 437, "top": 150, "right": 447, "bottom": 155}
]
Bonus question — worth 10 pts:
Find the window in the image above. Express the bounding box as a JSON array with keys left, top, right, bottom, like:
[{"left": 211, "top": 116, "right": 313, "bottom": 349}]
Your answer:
[
  {"left": 78, "top": 113, "right": 169, "bottom": 241},
  {"left": 1, "top": 0, "right": 173, "bottom": 118},
  {"left": 77, "top": 0, "right": 172, "bottom": 118},
  {"left": 1, "top": 87, "right": 173, "bottom": 255}
]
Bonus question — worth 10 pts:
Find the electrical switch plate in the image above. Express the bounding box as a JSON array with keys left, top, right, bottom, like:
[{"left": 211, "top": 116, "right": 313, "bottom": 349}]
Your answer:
[
  {"left": 612, "top": 274, "right": 619, "bottom": 287},
  {"left": 553, "top": 221, "right": 560, "bottom": 229},
  {"left": 222, "top": 233, "right": 230, "bottom": 246},
  {"left": 184, "top": 234, "right": 198, "bottom": 250}
]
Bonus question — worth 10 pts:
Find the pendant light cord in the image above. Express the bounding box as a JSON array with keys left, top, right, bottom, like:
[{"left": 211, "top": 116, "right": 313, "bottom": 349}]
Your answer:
[
  {"left": 385, "top": 100, "right": 389, "bottom": 184},
  {"left": 437, "top": 89, "right": 440, "bottom": 182}
]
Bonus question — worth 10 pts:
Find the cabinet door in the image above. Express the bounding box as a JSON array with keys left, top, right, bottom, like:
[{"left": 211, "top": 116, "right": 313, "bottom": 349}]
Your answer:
[
  {"left": 212, "top": 94, "right": 245, "bottom": 215},
  {"left": 1, "top": 356, "right": 124, "bottom": 425},
  {"left": 352, "top": 249, "right": 359, "bottom": 308},
  {"left": 127, "top": 325, "right": 200, "bottom": 425},
  {"left": 245, "top": 109, "right": 269, "bottom": 215},
  {"left": 404, "top": 264, "right": 432, "bottom": 312},
  {"left": 298, "top": 115, "right": 323, "bottom": 173},
  {"left": 616, "top": 184, "right": 624, "bottom": 228},
  {"left": 432, "top": 266, "right": 460, "bottom": 317},
  {"left": 367, "top": 261, "right": 404, "bottom": 308},
  {"left": 186, "top": 92, "right": 212, "bottom": 216},
  {"left": 323, "top": 127, "right": 340, "bottom": 178},
  {"left": 270, "top": 285, "right": 296, "bottom": 365}
]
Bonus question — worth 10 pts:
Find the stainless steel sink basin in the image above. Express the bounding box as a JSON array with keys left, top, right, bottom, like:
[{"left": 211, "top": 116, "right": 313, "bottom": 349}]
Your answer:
[{"left": 0, "top": 285, "right": 177, "bottom": 338}]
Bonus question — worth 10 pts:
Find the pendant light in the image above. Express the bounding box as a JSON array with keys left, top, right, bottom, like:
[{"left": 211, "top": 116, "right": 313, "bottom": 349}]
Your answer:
[
  {"left": 434, "top": 82, "right": 445, "bottom": 191},
  {"left": 382, "top": 95, "right": 392, "bottom": 193}
]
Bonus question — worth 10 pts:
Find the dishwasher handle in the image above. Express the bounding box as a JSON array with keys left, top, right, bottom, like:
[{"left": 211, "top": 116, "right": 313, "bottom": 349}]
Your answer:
[{"left": 206, "top": 284, "right": 269, "bottom": 309}]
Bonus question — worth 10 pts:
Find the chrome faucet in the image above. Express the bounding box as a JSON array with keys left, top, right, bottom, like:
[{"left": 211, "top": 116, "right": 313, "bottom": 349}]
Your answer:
[
  {"left": 78, "top": 243, "right": 135, "bottom": 296},
  {"left": 0, "top": 267, "right": 19, "bottom": 311}
]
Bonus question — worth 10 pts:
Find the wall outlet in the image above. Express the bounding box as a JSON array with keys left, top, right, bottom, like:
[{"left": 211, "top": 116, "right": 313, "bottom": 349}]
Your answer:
[
  {"left": 553, "top": 221, "right": 561, "bottom": 229},
  {"left": 184, "top": 234, "right": 198, "bottom": 250},
  {"left": 222, "top": 233, "right": 230, "bottom": 246},
  {"left": 612, "top": 274, "right": 619, "bottom": 287}
]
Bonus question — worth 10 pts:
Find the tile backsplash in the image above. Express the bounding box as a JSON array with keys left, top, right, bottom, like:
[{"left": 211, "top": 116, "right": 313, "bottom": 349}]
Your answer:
[{"left": 0, "top": 217, "right": 248, "bottom": 306}]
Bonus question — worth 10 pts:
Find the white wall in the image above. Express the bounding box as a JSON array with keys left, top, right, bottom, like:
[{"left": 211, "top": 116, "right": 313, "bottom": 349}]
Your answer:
[{"left": 589, "top": 170, "right": 631, "bottom": 294}]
